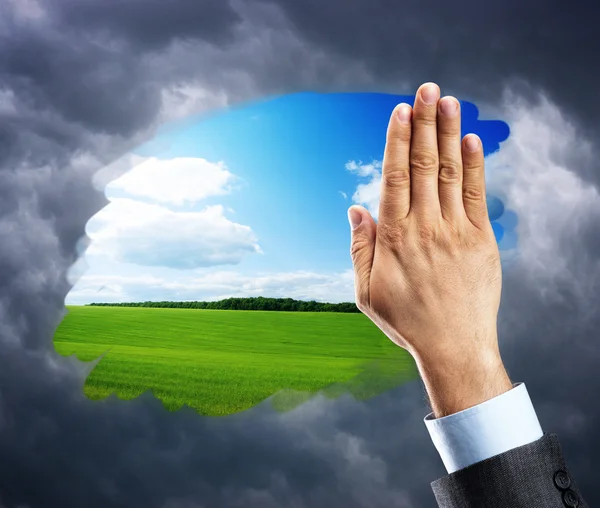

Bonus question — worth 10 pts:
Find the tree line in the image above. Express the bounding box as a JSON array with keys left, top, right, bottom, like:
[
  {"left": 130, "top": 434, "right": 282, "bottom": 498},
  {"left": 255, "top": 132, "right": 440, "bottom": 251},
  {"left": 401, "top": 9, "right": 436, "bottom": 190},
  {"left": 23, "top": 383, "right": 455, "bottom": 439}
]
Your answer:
[{"left": 87, "top": 296, "right": 360, "bottom": 313}]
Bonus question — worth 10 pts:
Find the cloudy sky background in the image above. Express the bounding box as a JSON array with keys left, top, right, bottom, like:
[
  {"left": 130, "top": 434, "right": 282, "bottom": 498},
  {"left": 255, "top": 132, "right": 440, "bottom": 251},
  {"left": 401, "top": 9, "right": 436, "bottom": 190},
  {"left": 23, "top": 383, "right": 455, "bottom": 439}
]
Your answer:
[{"left": 1, "top": 0, "right": 599, "bottom": 507}]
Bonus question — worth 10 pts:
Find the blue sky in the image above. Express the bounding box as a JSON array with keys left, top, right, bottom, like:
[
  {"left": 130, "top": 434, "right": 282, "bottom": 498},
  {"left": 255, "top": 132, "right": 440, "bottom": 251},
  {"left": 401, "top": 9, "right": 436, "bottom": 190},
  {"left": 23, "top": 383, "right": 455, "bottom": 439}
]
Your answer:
[{"left": 67, "top": 92, "right": 514, "bottom": 304}]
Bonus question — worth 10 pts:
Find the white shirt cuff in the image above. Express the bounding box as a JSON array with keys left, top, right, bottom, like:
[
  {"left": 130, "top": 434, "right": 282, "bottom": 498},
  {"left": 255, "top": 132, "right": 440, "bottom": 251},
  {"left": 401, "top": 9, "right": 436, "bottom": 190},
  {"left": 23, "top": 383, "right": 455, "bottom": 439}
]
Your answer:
[{"left": 424, "top": 382, "right": 543, "bottom": 474}]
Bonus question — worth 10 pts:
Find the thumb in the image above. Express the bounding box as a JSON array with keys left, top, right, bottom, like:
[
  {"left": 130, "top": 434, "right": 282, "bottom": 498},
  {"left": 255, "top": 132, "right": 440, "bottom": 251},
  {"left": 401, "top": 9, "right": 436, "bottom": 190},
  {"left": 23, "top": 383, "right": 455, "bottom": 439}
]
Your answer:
[{"left": 348, "top": 205, "right": 377, "bottom": 311}]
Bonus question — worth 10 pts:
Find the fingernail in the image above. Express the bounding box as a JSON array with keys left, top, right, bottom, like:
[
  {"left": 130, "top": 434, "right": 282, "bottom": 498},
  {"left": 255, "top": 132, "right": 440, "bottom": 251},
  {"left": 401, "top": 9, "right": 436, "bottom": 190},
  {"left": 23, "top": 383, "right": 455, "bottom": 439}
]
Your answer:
[
  {"left": 348, "top": 208, "right": 363, "bottom": 230},
  {"left": 421, "top": 83, "right": 439, "bottom": 104},
  {"left": 440, "top": 97, "right": 458, "bottom": 116},
  {"left": 465, "top": 135, "right": 480, "bottom": 152},
  {"left": 396, "top": 103, "right": 411, "bottom": 123}
]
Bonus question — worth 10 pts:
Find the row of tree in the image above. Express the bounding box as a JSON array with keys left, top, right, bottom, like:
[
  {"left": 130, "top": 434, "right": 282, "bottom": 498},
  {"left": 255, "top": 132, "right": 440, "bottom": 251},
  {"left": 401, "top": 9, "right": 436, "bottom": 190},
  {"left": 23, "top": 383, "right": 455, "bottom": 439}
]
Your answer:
[{"left": 87, "top": 296, "right": 361, "bottom": 313}]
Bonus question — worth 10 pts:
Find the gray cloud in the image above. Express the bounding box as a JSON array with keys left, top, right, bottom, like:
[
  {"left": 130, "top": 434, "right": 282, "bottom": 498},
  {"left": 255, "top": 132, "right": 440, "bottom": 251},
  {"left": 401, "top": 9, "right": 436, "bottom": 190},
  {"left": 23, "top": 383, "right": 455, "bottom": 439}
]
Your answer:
[
  {"left": 53, "top": 0, "right": 242, "bottom": 50},
  {"left": 259, "top": 0, "right": 600, "bottom": 200},
  {"left": 0, "top": 0, "right": 598, "bottom": 507}
]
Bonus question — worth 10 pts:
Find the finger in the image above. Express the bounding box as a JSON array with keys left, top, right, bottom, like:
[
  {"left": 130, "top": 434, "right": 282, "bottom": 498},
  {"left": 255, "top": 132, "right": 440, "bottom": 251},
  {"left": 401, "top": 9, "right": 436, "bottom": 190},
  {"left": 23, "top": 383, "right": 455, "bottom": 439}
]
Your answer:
[
  {"left": 461, "top": 134, "right": 489, "bottom": 229},
  {"left": 348, "top": 205, "right": 377, "bottom": 312},
  {"left": 379, "top": 103, "right": 413, "bottom": 225},
  {"left": 437, "top": 96, "right": 465, "bottom": 224},
  {"left": 409, "top": 82, "right": 441, "bottom": 220}
]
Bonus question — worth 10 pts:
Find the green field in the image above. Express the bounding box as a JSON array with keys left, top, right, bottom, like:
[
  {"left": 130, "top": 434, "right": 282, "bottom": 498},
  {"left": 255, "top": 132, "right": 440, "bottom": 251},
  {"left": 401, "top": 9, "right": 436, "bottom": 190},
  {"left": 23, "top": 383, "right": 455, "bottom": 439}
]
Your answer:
[{"left": 54, "top": 306, "right": 418, "bottom": 416}]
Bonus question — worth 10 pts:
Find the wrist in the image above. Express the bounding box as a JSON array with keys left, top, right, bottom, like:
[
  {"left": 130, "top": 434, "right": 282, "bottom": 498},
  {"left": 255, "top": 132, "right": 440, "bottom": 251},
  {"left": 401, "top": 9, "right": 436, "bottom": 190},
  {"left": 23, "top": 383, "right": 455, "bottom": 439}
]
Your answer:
[{"left": 413, "top": 344, "right": 512, "bottom": 418}]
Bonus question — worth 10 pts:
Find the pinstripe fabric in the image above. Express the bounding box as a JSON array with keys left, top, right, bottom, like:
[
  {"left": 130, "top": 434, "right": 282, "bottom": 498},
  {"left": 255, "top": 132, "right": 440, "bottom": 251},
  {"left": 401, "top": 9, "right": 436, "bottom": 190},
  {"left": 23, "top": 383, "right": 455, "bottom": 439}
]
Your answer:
[{"left": 431, "top": 433, "right": 589, "bottom": 507}]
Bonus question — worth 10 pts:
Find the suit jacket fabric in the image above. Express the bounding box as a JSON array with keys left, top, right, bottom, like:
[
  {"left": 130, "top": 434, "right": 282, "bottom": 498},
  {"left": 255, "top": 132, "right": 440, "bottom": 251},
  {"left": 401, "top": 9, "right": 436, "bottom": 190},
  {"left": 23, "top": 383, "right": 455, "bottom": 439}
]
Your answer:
[{"left": 431, "top": 433, "right": 588, "bottom": 508}]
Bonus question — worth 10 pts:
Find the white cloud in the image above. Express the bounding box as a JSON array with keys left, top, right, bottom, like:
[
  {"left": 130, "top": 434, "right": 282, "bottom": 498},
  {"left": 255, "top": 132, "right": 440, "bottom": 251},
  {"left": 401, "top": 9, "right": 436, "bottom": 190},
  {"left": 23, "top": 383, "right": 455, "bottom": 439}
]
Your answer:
[
  {"left": 339, "top": 191, "right": 347, "bottom": 199},
  {"left": 346, "top": 160, "right": 382, "bottom": 219},
  {"left": 66, "top": 269, "right": 356, "bottom": 305},
  {"left": 345, "top": 160, "right": 381, "bottom": 178},
  {"left": 91, "top": 153, "right": 148, "bottom": 192},
  {"left": 105, "top": 156, "right": 239, "bottom": 206},
  {"left": 485, "top": 91, "right": 600, "bottom": 295},
  {"left": 86, "top": 198, "right": 261, "bottom": 269}
]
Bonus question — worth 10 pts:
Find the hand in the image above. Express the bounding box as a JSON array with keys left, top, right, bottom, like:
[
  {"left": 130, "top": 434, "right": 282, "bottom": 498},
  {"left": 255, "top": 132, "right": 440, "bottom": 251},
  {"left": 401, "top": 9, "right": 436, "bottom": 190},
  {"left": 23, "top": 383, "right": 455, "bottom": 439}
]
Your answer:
[{"left": 348, "top": 82, "right": 512, "bottom": 417}]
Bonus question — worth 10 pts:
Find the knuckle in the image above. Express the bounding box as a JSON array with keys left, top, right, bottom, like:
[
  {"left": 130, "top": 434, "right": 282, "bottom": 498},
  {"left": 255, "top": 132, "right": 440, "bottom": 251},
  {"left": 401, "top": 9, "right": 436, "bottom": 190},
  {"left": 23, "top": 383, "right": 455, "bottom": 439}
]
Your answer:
[
  {"left": 416, "top": 222, "right": 436, "bottom": 245},
  {"left": 461, "top": 222, "right": 487, "bottom": 244},
  {"left": 387, "top": 124, "right": 411, "bottom": 143},
  {"left": 441, "top": 228, "right": 463, "bottom": 255},
  {"left": 413, "top": 113, "right": 437, "bottom": 128},
  {"left": 463, "top": 185, "right": 483, "bottom": 201},
  {"left": 410, "top": 151, "right": 438, "bottom": 175},
  {"left": 438, "top": 160, "right": 461, "bottom": 183},
  {"left": 382, "top": 168, "right": 410, "bottom": 189},
  {"left": 438, "top": 123, "right": 460, "bottom": 138},
  {"left": 463, "top": 159, "right": 483, "bottom": 172},
  {"left": 376, "top": 223, "right": 396, "bottom": 247},
  {"left": 377, "top": 220, "right": 408, "bottom": 250},
  {"left": 448, "top": 221, "right": 466, "bottom": 243}
]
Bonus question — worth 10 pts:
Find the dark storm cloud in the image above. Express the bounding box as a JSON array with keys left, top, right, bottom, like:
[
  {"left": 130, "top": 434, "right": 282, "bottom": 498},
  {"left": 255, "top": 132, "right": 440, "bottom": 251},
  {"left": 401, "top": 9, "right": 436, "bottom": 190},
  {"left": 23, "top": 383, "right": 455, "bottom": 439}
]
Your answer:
[
  {"left": 53, "top": 0, "right": 241, "bottom": 50},
  {"left": 259, "top": 0, "right": 600, "bottom": 185},
  {"left": 0, "top": 0, "right": 438, "bottom": 506},
  {"left": 0, "top": 0, "right": 599, "bottom": 507},
  {"left": 0, "top": 0, "right": 363, "bottom": 139},
  {"left": 0, "top": 15, "right": 163, "bottom": 136},
  {"left": 0, "top": 349, "right": 444, "bottom": 507}
]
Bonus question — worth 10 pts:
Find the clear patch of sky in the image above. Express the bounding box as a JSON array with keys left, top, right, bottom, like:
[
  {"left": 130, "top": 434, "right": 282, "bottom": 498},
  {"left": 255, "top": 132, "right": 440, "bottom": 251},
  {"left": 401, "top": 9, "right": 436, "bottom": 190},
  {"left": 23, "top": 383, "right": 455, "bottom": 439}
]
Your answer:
[{"left": 120, "top": 92, "right": 511, "bottom": 276}]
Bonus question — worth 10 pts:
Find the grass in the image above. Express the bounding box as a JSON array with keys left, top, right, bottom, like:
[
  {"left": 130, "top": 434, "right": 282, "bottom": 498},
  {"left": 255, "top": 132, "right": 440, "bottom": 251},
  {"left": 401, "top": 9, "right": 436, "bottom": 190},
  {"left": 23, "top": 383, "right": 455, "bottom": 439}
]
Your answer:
[{"left": 53, "top": 306, "right": 418, "bottom": 416}]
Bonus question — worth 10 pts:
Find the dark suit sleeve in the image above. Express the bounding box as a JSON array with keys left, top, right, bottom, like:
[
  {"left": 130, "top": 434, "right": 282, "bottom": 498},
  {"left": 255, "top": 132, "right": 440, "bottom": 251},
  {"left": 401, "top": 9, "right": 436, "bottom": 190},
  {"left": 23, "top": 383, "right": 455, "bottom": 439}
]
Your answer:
[{"left": 431, "top": 433, "right": 588, "bottom": 508}]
